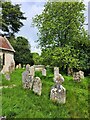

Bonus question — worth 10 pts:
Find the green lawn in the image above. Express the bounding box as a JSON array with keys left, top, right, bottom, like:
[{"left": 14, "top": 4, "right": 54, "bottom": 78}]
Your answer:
[{"left": 1, "top": 68, "right": 89, "bottom": 119}]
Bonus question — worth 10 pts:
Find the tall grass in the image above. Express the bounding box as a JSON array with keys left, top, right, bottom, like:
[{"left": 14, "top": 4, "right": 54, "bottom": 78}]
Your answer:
[{"left": 1, "top": 68, "right": 89, "bottom": 118}]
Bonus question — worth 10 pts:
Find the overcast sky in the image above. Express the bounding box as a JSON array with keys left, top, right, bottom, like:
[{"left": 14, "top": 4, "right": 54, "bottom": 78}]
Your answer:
[{"left": 10, "top": 0, "right": 89, "bottom": 55}]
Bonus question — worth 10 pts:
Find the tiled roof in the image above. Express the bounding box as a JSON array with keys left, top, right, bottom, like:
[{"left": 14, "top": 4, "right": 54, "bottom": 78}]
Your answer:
[{"left": 0, "top": 36, "right": 15, "bottom": 52}]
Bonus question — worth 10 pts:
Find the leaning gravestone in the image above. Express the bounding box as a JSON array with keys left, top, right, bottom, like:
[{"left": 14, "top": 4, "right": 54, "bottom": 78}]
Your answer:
[
  {"left": 50, "top": 74, "right": 66, "bottom": 104},
  {"left": 54, "top": 67, "right": 59, "bottom": 77},
  {"left": 42, "top": 68, "right": 46, "bottom": 76},
  {"left": 33, "top": 77, "right": 42, "bottom": 96},
  {"left": 22, "top": 64, "right": 33, "bottom": 89}
]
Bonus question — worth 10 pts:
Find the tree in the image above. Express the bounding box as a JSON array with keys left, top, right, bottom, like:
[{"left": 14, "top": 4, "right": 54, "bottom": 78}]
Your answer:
[
  {"left": 1, "top": 1, "right": 26, "bottom": 36},
  {"left": 33, "top": 1, "right": 86, "bottom": 49},
  {"left": 9, "top": 36, "right": 34, "bottom": 66},
  {"left": 41, "top": 45, "right": 80, "bottom": 71},
  {"left": 32, "top": 52, "right": 42, "bottom": 65}
]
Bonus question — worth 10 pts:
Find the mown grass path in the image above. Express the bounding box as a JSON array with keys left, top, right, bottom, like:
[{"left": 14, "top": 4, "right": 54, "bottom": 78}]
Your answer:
[{"left": 1, "top": 68, "right": 89, "bottom": 119}]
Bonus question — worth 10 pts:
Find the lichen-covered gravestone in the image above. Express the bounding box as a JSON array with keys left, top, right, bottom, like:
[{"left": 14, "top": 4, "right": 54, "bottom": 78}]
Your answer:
[
  {"left": 53, "top": 74, "right": 64, "bottom": 84},
  {"left": 50, "top": 84, "right": 66, "bottom": 104},
  {"left": 73, "top": 70, "right": 84, "bottom": 82},
  {"left": 79, "top": 70, "right": 84, "bottom": 79},
  {"left": 33, "top": 77, "right": 42, "bottom": 96},
  {"left": 22, "top": 64, "right": 33, "bottom": 89},
  {"left": 42, "top": 68, "right": 46, "bottom": 76},
  {"left": 50, "top": 74, "right": 66, "bottom": 104}
]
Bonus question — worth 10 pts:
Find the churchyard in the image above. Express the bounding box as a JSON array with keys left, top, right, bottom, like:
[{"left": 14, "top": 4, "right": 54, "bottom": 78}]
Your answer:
[{"left": 1, "top": 66, "right": 89, "bottom": 119}]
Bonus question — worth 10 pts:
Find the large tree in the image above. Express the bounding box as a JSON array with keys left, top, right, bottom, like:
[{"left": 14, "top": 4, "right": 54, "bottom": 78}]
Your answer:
[
  {"left": 1, "top": 1, "right": 26, "bottom": 36},
  {"left": 9, "top": 36, "right": 34, "bottom": 66},
  {"left": 33, "top": 1, "right": 86, "bottom": 49}
]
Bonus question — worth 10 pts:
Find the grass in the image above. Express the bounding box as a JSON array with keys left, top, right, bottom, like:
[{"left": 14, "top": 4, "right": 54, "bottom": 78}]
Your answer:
[{"left": 1, "top": 68, "right": 89, "bottom": 119}]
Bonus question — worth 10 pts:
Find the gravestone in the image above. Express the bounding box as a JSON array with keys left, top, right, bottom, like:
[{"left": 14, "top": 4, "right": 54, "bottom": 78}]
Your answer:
[
  {"left": 22, "top": 65, "right": 33, "bottom": 89},
  {"left": 18, "top": 64, "right": 21, "bottom": 69},
  {"left": 34, "top": 65, "right": 45, "bottom": 71},
  {"left": 5, "top": 72, "right": 10, "bottom": 80},
  {"left": 42, "top": 68, "right": 46, "bottom": 76},
  {"left": 16, "top": 65, "right": 19, "bottom": 69},
  {"left": 54, "top": 67, "right": 59, "bottom": 77},
  {"left": 50, "top": 73, "right": 66, "bottom": 104},
  {"left": 73, "top": 70, "right": 84, "bottom": 82},
  {"left": 33, "top": 77, "right": 42, "bottom": 96},
  {"left": 73, "top": 72, "right": 81, "bottom": 82},
  {"left": 79, "top": 70, "right": 84, "bottom": 79},
  {"left": 50, "top": 84, "right": 66, "bottom": 104},
  {"left": 67, "top": 68, "right": 73, "bottom": 76},
  {"left": 30, "top": 66, "right": 35, "bottom": 77},
  {"left": 53, "top": 74, "right": 64, "bottom": 84}
]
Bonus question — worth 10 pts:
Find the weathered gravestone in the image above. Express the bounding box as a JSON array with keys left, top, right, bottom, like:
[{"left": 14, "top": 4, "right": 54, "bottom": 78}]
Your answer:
[
  {"left": 22, "top": 64, "right": 33, "bottom": 89},
  {"left": 67, "top": 68, "right": 73, "bottom": 76},
  {"left": 34, "top": 65, "right": 45, "bottom": 71},
  {"left": 73, "top": 70, "right": 84, "bottom": 82},
  {"left": 79, "top": 70, "right": 84, "bottom": 79},
  {"left": 33, "top": 77, "right": 42, "bottom": 96},
  {"left": 53, "top": 74, "right": 64, "bottom": 83},
  {"left": 54, "top": 67, "right": 59, "bottom": 77},
  {"left": 18, "top": 64, "right": 21, "bottom": 69},
  {"left": 42, "top": 68, "right": 46, "bottom": 76},
  {"left": 50, "top": 84, "right": 66, "bottom": 104},
  {"left": 16, "top": 65, "right": 19, "bottom": 69},
  {"left": 30, "top": 66, "right": 35, "bottom": 77},
  {"left": 50, "top": 74, "right": 66, "bottom": 104}
]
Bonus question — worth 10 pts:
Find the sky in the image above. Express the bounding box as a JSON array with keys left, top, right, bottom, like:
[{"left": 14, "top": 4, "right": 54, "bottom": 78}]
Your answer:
[{"left": 10, "top": 0, "right": 89, "bottom": 55}]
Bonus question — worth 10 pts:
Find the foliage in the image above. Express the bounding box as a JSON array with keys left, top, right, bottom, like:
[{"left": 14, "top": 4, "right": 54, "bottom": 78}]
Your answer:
[
  {"left": 32, "top": 52, "right": 42, "bottom": 65},
  {"left": 9, "top": 36, "right": 34, "bottom": 66},
  {"left": 33, "top": 1, "right": 90, "bottom": 72},
  {"left": 1, "top": 1, "right": 26, "bottom": 36},
  {"left": 33, "top": 1, "right": 86, "bottom": 49},
  {"left": 41, "top": 45, "right": 80, "bottom": 70},
  {"left": 2, "top": 68, "right": 89, "bottom": 118}
]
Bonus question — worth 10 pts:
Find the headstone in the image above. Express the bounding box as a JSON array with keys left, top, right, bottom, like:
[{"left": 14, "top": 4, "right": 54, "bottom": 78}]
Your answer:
[
  {"left": 53, "top": 74, "right": 64, "bottom": 84},
  {"left": 34, "top": 65, "right": 45, "bottom": 71},
  {"left": 22, "top": 65, "right": 33, "bottom": 89},
  {"left": 73, "top": 70, "right": 84, "bottom": 82},
  {"left": 50, "top": 73, "right": 66, "bottom": 104},
  {"left": 30, "top": 66, "right": 35, "bottom": 77},
  {"left": 73, "top": 72, "right": 81, "bottom": 82},
  {"left": 33, "top": 77, "right": 42, "bottom": 96},
  {"left": 42, "top": 69, "right": 46, "bottom": 76},
  {"left": 5, "top": 72, "right": 10, "bottom": 80},
  {"left": 54, "top": 67, "right": 59, "bottom": 77},
  {"left": 67, "top": 68, "right": 73, "bottom": 76},
  {"left": 18, "top": 64, "right": 21, "bottom": 69},
  {"left": 50, "top": 84, "right": 66, "bottom": 104},
  {"left": 26, "top": 64, "right": 30, "bottom": 71},
  {"left": 79, "top": 70, "right": 84, "bottom": 79},
  {"left": 16, "top": 65, "right": 19, "bottom": 69}
]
